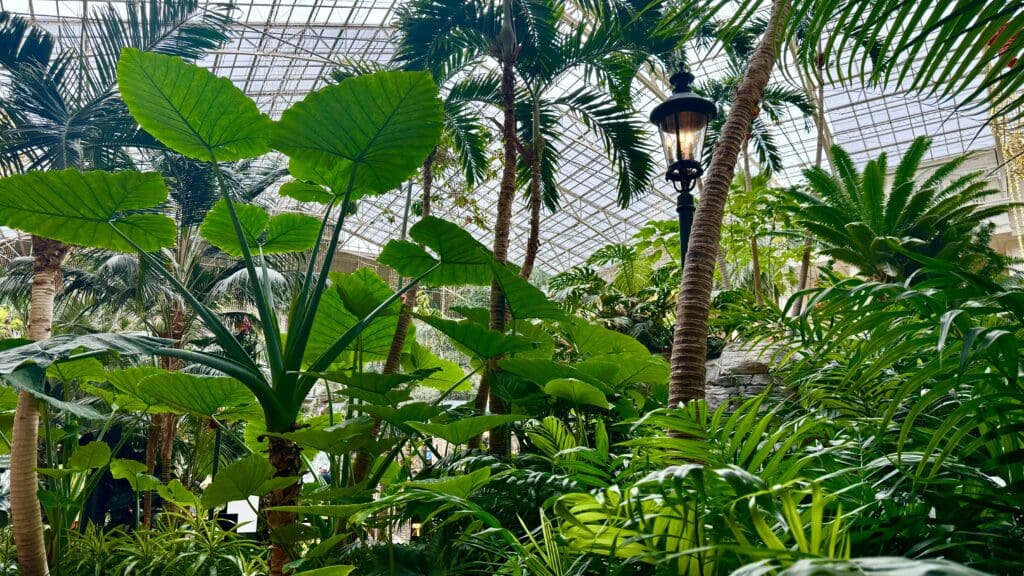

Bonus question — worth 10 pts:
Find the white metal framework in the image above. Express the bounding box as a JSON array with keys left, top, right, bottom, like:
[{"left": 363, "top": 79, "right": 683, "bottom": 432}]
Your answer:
[{"left": 0, "top": 0, "right": 1006, "bottom": 273}]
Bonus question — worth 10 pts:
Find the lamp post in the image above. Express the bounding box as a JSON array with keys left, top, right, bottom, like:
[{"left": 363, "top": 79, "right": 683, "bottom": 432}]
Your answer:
[{"left": 649, "top": 70, "right": 716, "bottom": 265}]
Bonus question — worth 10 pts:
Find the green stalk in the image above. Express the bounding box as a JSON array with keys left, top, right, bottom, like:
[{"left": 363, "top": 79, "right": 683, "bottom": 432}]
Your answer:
[
  {"left": 282, "top": 172, "right": 358, "bottom": 383},
  {"left": 108, "top": 224, "right": 260, "bottom": 376},
  {"left": 295, "top": 264, "right": 441, "bottom": 405},
  {"left": 210, "top": 162, "right": 284, "bottom": 382}
]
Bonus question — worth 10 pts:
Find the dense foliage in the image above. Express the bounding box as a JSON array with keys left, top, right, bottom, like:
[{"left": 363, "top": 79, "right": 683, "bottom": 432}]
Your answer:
[{"left": 0, "top": 0, "right": 1021, "bottom": 575}]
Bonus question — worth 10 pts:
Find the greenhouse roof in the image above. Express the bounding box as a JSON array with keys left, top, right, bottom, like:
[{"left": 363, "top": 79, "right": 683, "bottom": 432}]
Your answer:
[{"left": 0, "top": 0, "right": 1001, "bottom": 275}]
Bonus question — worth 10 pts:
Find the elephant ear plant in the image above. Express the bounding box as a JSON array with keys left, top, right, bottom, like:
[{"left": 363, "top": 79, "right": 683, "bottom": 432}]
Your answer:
[{"left": 0, "top": 49, "right": 444, "bottom": 574}]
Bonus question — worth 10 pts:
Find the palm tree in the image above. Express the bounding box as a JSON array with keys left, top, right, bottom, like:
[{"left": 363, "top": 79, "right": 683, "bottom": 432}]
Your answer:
[
  {"left": 0, "top": 3, "right": 228, "bottom": 570},
  {"left": 786, "top": 137, "right": 1008, "bottom": 282},
  {"left": 393, "top": 0, "right": 559, "bottom": 456},
  {"left": 656, "top": 0, "right": 1024, "bottom": 412}
]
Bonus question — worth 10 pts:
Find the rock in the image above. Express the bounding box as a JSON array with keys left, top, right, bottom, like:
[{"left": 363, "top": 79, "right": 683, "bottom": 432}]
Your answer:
[{"left": 704, "top": 340, "right": 781, "bottom": 409}]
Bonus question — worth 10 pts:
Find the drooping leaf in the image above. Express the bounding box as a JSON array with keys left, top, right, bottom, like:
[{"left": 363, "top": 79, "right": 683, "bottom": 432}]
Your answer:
[
  {"left": 136, "top": 372, "right": 255, "bottom": 417},
  {"left": 279, "top": 180, "right": 334, "bottom": 204},
  {"left": 2, "top": 366, "right": 103, "bottom": 419},
  {"left": 492, "top": 263, "right": 565, "bottom": 320},
  {"left": 273, "top": 71, "right": 443, "bottom": 194},
  {"left": 0, "top": 334, "right": 170, "bottom": 375},
  {"left": 267, "top": 417, "right": 375, "bottom": 455},
  {"left": 404, "top": 466, "right": 490, "bottom": 500},
  {"left": 118, "top": 48, "right": 272, "bottom": 161},
  {"left": 544, "top": 378, "right": 610, "bottom": 409},
  {"left": 110, "top": 458, "right": 160, "bottom": 492},
  {"left": 157, "top": 479, "right": 198, "bottom": 508},
  {"left": 408, "top": 414, "right": 528, "bottom": 445},
  {"left": 67, "top": 440, "right": 111, "bottom": 470},
  {"left": 379, "top": 217, "right": 493, "bottom": 286},
  {"left": 201, "top": 453, "right": 299, "bottom": 509},
  {"left": 0, "top": 170, "right": 175, "bottom": 252},
  {"left": 416, "top": 314, "right": 536, "bottom": 359},
  {"left": 292, "top": 565, "right": 356, "bottom": 576},
  {"left": 263, "top": 213, "right": 322, "bottom": 253},
  {"left": 358, "top": 402, "right": 445, "bottom": 431},
  {"left": 561, "top": 318, "right": 650, "bottom": 358},
  {"left": 402, "top": 341, "right": 468, "bottom": 391}
]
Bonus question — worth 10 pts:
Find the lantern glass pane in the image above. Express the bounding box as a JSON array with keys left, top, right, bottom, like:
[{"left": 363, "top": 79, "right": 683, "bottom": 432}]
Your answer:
[{"left": 660, "top": 110, "right": 707, "bottom": 165}]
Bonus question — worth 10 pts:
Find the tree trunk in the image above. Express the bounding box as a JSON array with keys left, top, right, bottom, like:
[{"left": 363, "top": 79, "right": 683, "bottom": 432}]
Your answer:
[
  {"left": 142, "top": 415, "right": 162, "bottom": 527},
  {"left": 667, "top": 0, "right": 789, "bottom": 412},
  {"left": 12, "top": 236, "right": 68, "bottom": 576},
  {"left": 716, "top": 244, "right": 732, "bottom": 290},
  {"left": 471, "top": 4, "right": 517, "bottom": 455},
  {"left": 792, "top": 57, "right": 827, "bottom": 317},
  {"left": 743, "top": 144, "right": 763, "bottom": 306},
  {"left": 266, "top": 436, "right": 302, "bottom": 576},
  {"left": 351, "top": 154, "right": 434, "bottom": 484},
  {"left": 519, "top": 150, "right": 542, "bottom": 281}
]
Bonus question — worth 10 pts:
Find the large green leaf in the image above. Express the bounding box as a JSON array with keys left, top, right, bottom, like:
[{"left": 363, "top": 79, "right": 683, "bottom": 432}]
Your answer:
[
  {"left": 46, "top": 358, "right": 106, "bottom": 383},
  {"left": 273, "top": 71, "right": 443, "bottom": 194},
  {"left": 0, "top": 333, "right": 170, "bottom": 374},
  {"left": 332, "top": 269, "right": 400, "bottom": 318},
  {"left": 136, "top": 372, "right": 255, "bottom": 417},
  {"left": 267, "top": 418, "right": 375, "bottom": 455},
  {"left": 304, "top": 289, "right": 398, "bottom": 366},
  {"left": 416, "top": 314, "right": 536, "bottom": 359},
  {"left": 402, "top": 341, "right": 468, "bottom": 391},
  {"left": 202, "top": 453, "right": 299, "bottom": 509},
  {"left": 378, "top": 217, "right": 493, "bottom": 286},
  {"left": 200, "top": 200, "right": 319, "bottom": 257},
  {"left": 110, "top": 459, "right": 160, "bottom": 493},
  {"left": 561, "top": 318, "right": 650, "bottom": 358},
  {"left": 408, "top": 414, "right": 527, "bottom": 445},
  {"left": 358, "top": 402, "right": 445, "bottom": 431},
  {"left": 0, "top": 170, "right": 175, "bottom": 252},
  {"left": 117, "top": 48, "right": 272, "bottom": 161},
  {"left": 67, "top": 441, "right": 111, "bottom": 470},
  {"left": 492, "top": 263, "right": 565, "bottom": 320},
  {"left": 544, "top": 378, "right": 610, "bottom": 409},
  {"left": 404, "top": 467, "right": 490, "bottom": 500}
]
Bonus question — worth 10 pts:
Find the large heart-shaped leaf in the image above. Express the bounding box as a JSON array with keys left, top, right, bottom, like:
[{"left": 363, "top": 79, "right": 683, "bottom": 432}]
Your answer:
[
  {"left": 110, "top": 459, "right": 160, "bottom": 492},
  {"left": 0, "top": 170, "right": 175, "bottom": 252},
  {"left": 118, "top": 48, "right": 272, "bottom": 161},
  {"left": 404, "top": 467, "right": 490, "bottom": 499},
  {"left": 67, "top": 440, "right": 111, "bottom": 470},
  {"left": 416, "top": 314, "right": 536, "bottom": 359},
  {"left": 202, "top": 453, "right": 299, "bottom": 509},
  {"left": 200, "top": 199, "right": 320, "bottom": 257},
  {"left": 408, "top": 414, "right": 527, "bottom": 445},
  {"left": 273, "top": 71, "right": 442, "bottom": 194},
  {"left": 378, "top": 217, "right": 493, "bottom": 286},
  {"left": 305, "top": 289, "right": 398, "bottom": 366},
  {"left": 266, "top": 418, "right": 375, "bottom": 455},
  {"left": 332, "top": 269, "right": 400, "bottom": 318},
  {"left": 136, "top": 372, "right": 256, "bottom": 417},
  {"left": 544, "top": 378, "right": 611, "bottom": 409}
]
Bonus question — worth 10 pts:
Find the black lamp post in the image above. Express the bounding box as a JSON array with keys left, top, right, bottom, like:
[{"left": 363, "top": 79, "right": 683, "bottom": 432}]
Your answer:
[{"left": 649, "top": 69, "right": 716, "bottom": 265}]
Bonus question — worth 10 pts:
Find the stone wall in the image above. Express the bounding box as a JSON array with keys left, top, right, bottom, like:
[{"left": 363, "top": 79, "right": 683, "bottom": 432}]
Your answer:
[{"left": 705, "top": 341, "right": 781, "bottom": 409}]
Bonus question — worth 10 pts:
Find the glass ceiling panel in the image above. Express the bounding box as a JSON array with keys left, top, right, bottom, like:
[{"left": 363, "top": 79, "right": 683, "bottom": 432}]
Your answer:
[{"left": 0, "top": 0, "right": 1001, "bottom": 275}]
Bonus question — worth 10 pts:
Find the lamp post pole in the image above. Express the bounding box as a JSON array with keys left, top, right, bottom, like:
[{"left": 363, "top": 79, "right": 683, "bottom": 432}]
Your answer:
[{"left": 649, "top": 69, "right": 716, "bottom": 267}]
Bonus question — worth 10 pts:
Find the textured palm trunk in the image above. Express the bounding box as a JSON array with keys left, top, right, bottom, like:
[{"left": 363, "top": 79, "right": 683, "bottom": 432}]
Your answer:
[
  {"left": 12, "top": 236, "right": 69, "bottom": 576},
  {"left": 266, "top": 436, "right": 302, "bottom": 576},
  {"left": 352, "top": 153, "right": 435, "bottom": 483},
  {"left": 471, "top": 9, "right": 518, "bottom": 454},
  {"left": 519, "top": 151, "right": 542, "bottom": 281},
  {"left": 667, "top": 0, "right": 789, "bottom": 412}
]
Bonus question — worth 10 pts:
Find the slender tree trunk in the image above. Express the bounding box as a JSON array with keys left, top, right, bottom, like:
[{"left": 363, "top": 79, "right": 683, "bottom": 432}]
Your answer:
[
  {"left": 472, "top": 1, "right": 517, "bottom": 455},
  {"left": 12, "top": 236, "right": 68, "bottom": 576},
  {"left": 792, "top": 57, "right": 827, "bottom": 317},
  {"left": 667, "top": 0, "right": 789, "bottom": 411},
  {"left": 743, "top": 144, "right": 763, "bottom": 306},
  {"left": 520, "top": 150, "right": 542, "bottom": 281},
  {"left": 142, "top": 415, "right": 162, "bottom": 526},
  {"left": 717, "top": 245, "right": 732, "bottom": 290},
  {"left": 266, "top": 436, "right": 302, "bottom": 576},
  {"left": 352, "top": 154, "right": 435, "bottom": 484}
]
